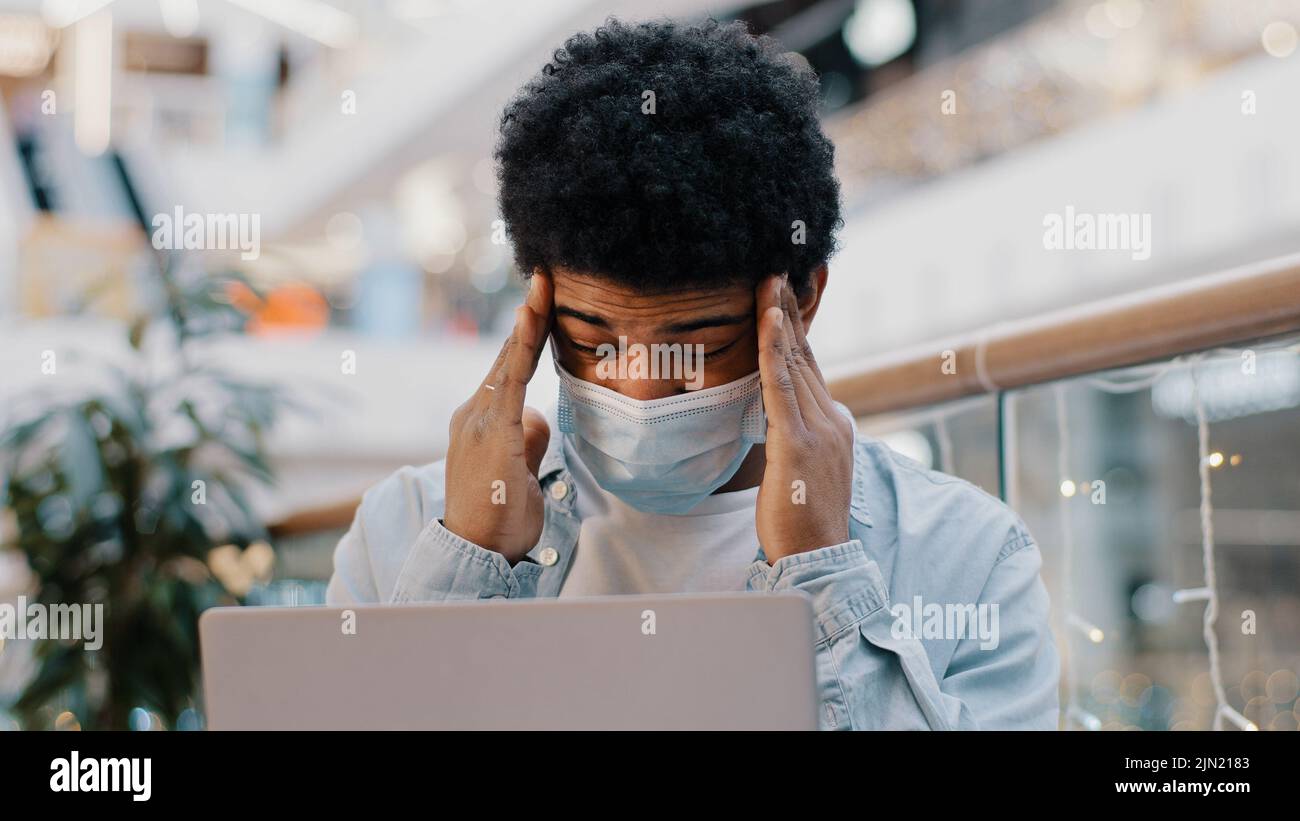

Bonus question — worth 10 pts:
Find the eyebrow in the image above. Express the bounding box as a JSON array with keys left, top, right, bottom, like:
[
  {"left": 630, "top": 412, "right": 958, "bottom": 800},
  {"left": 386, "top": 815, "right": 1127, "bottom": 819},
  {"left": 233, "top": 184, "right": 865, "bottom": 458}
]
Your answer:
[{"left": 555, "top": 305, "right": 752, "bottom": 334}]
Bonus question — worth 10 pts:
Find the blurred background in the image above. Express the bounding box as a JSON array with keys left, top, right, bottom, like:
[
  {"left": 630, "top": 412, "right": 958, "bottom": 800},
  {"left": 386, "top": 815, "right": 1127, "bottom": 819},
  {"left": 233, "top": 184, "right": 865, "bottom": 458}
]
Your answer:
[{"left": 0, "top": 0, "right": 1297, "bottom": 730}]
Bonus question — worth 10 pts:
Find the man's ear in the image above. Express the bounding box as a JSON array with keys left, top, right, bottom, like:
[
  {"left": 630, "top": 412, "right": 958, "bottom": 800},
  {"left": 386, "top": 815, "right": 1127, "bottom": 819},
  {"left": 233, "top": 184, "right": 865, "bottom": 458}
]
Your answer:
[{"left": 798, "top": 265, "right": 829, "bottom": 331}]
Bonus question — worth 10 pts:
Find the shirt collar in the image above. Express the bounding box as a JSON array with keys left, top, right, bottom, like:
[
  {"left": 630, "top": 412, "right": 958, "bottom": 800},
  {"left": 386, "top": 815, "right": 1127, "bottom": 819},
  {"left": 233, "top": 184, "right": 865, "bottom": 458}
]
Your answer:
[{"left": 834, "top": 400, "right": 874, "bottom": 528}]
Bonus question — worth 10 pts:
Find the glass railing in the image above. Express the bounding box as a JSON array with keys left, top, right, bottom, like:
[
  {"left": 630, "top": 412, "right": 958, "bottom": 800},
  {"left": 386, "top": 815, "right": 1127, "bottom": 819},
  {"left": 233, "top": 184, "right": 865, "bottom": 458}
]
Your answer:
[
  {"left": 1005, "top": 336, "right": 1300, "bottom": 732},
  {"left": 857, "top": 394, "right": 1001, "bottom": 499},
  {"left": 838, "top": 256, "right": 1300, "bottom": 731}
]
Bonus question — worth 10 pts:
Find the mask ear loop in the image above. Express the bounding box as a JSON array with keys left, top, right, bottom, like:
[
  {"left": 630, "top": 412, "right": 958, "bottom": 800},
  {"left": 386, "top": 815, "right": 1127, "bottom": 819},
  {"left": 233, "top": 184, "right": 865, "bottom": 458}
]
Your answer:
[
  {"left": 550, "top": 340, "right": 577, "bottom": 434},
  {"left": 741, "top": 370, "right": 768, "bottom": 443}
]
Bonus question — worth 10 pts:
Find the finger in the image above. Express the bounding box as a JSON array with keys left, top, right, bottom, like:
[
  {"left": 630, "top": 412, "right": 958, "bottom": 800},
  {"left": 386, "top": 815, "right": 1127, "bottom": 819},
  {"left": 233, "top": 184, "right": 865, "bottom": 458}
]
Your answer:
[
  {"left": 776, "top": 278, "right": 826, "bottom": 424},
  {"left": 505, "top": 274, "right": 552, "bottom": 391},
  {"left": 487, "top": 275, "right": 552, "bottom": 419},
  {"left": 491, "top": 307, "right": 539, "bottom": 419},
  {"left": 757, "top": 276, "right": 812, "bottom": 416},
  {"left": 780, "top": 275, "right": 836, "bottom": 419},
  {"left": 757, "top": 302, "right": 804, "bottom": 435},
  {"left": 480, "top": 329, "right": 516, "bottom": 402},
  {"left": 755, "top": 273, "right": 785, "bottom": 327},
  {"left": 522, "top": 271, "right": 554, "bottom": 374},
  {"left": 780, "top": 274, "right": 823, "bottom": 382}
]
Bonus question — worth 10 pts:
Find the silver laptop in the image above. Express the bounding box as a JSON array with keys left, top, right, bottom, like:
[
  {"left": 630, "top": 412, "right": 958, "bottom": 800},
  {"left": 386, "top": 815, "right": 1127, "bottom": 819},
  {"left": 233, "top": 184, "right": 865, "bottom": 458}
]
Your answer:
[{"left": 200, "top": 592, "right": 818, "bottom": 730}]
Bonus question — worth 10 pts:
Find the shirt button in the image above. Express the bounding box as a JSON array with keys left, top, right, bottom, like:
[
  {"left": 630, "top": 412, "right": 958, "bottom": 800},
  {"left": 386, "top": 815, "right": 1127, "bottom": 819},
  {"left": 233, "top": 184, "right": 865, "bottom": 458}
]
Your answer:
[
  {"left": 538, "top": 547, "right": 559, "bottom": 567},
  {"left": 549, "top": 480, "right": 569, "bottom": 501}
]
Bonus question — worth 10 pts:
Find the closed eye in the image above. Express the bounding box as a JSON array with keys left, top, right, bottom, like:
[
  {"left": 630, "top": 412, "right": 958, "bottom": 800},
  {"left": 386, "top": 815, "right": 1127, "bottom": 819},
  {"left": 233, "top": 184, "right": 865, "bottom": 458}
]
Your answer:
[
  {"left": 701, "top": 339, "right": 739, "bottom": 360},
  {"left": 570, "top": 339, "right": 739, "bottom": 359},
  {"left": 568, "top": 341, "right": 605, "bottom": 356}
]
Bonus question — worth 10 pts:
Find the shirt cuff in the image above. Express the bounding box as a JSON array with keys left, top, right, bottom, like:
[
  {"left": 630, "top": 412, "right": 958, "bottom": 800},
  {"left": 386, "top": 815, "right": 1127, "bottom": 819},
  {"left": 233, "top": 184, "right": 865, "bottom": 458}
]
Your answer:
[
  {"left": 746, "top": 540, "right": 890, "bottom": 645},
  {"left": 389, "top": 518, "right": 543, "bottom": 603}
]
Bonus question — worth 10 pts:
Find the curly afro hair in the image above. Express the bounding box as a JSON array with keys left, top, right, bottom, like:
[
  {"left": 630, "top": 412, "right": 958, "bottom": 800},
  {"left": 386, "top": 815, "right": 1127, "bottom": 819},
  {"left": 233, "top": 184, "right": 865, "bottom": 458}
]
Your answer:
[{"left": 495, "top": 17, "right": 842, "bottom": 296}]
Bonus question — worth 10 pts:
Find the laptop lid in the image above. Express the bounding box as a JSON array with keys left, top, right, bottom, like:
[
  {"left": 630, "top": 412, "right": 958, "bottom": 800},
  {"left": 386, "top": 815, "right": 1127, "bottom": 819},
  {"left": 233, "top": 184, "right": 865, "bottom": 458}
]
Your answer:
[{"left": 199, "top": 592, "right": 818, "bottom": 730}]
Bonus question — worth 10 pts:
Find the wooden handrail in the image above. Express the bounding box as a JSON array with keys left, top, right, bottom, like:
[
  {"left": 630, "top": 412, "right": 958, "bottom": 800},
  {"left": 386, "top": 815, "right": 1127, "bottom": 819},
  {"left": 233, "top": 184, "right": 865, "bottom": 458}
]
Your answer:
[
  {"left": 826, "top": 254, "right": 1300, "bottom": 417},
  {"left": 267, "top": 498, "right": 364, "bottom": 540}
]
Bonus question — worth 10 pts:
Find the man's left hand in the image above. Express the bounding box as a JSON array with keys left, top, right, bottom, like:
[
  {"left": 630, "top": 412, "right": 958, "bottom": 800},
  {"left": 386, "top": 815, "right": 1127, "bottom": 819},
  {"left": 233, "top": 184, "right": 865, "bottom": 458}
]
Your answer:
[{"left": 754, "top": 274, "right": 855, "bottom": 565}]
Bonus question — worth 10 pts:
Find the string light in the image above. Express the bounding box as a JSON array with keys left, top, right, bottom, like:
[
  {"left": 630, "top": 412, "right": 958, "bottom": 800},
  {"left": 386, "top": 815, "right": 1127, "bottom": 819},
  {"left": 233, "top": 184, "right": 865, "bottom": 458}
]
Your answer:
[
  {"left": 1045, "top": 381, "right": 1107, "bottom": 727},
  {"left": 1074, "top": 346, "right": 1293, "bottom": 730},
  {"left": 1068, "top": 613, "right": 1105, "bottom": 643},
  {"left": 1222, "top": 708, "right": 1258, "bottom": 731},
  {"left": 1189, "top": 359, "right": 1225, "bottom": 727},
  {"left": 917, "top": 341, "right": 1294, "bottom": 730},
  {"left": 1171, "top": 587, "right": 1210, "bottom": 603},
  {"left": 1066, "top": 705, "right": 1102, "bottom": 731},
  {"left": 1184, "top": 355, "right": 1254, "bottom": 732}
]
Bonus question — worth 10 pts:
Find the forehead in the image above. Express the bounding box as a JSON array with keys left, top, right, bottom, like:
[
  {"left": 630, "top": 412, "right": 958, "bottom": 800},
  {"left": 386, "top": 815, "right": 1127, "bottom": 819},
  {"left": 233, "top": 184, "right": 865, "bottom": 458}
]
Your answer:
[{"left": 550, "top": 269, "right": 752, "bottom": 331}]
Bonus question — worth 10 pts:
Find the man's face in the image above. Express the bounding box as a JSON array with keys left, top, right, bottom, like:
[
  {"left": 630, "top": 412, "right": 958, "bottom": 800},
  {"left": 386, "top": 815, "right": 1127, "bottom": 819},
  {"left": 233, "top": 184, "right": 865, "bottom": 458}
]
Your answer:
[{"left": 548, "top": 267, "right": 760, "bottom": 400}]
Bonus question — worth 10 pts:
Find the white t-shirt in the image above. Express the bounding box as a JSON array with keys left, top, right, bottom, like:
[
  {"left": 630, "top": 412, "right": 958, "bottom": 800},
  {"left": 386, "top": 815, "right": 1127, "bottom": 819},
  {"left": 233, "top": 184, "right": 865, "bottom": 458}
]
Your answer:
[{"left": 557, "top": 434, "right": 761, "bottom": 597}]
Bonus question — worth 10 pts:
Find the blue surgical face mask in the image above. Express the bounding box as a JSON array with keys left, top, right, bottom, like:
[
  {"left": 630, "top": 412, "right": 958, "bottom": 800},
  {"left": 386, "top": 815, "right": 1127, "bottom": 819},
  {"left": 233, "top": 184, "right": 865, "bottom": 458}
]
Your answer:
[{"left": 555, "top": 358, "right": 766, "bottom": 515}]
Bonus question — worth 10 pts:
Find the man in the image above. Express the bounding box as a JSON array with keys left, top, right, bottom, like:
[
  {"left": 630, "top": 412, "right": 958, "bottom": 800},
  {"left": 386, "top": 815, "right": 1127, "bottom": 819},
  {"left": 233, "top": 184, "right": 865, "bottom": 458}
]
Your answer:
[{"left": 327, "top": 18, "right": 1059, "bottom": 730}]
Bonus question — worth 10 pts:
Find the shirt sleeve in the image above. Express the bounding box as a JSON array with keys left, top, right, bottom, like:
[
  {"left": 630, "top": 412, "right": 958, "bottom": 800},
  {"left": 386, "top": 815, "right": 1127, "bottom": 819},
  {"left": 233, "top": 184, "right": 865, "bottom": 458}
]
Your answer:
[
  {"left": 325, "top": 467, "right": 544, "bottom": 605},
  {"left": 745, "top": 534, "right": 1060, "bottom": 730},
  {"left": 387, "top": 519, "right": 544, "bottom": 602}
]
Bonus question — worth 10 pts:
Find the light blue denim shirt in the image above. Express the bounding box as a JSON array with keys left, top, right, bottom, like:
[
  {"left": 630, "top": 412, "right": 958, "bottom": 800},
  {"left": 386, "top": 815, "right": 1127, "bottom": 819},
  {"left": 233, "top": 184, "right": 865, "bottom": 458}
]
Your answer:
[{"left": 326, "top": 403, "right": 1061, "bottom": 730}]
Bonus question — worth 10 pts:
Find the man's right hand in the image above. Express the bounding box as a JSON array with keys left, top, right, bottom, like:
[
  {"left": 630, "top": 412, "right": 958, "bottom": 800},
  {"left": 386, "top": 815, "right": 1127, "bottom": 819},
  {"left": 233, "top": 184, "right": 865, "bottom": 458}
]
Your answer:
[{"left": 442, "top": 273, "right": 553, "bottom": 564}]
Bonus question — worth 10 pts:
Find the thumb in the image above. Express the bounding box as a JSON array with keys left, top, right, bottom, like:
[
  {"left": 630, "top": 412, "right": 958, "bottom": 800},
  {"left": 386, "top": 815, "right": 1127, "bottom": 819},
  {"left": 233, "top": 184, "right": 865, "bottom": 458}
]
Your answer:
[{"left": 521, "top": 406, "right": 551, "bottom": 478}]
